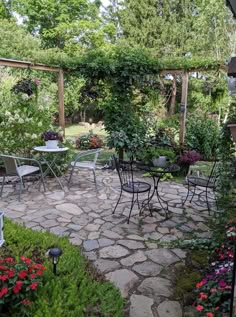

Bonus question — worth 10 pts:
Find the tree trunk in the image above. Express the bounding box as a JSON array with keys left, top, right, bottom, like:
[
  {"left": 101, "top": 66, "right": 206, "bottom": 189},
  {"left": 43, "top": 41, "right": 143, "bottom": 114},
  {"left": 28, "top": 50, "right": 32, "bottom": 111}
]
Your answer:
[{"left": 169, "top": 75, "right": 177, "bottom": 116}]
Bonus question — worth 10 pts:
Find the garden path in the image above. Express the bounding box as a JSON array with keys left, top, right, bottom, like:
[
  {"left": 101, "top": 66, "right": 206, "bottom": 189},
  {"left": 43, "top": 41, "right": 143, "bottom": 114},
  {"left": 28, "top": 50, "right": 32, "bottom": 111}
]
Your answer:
[{"left": 0, "top": 169, "right": 213, "bottom": 317}]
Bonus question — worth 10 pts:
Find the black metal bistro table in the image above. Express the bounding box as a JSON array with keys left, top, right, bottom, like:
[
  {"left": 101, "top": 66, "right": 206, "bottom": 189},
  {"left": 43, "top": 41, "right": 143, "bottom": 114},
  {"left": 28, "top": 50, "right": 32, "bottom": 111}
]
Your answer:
[{"left": 136, "top": 162, "right": 180, "bottom": 219}]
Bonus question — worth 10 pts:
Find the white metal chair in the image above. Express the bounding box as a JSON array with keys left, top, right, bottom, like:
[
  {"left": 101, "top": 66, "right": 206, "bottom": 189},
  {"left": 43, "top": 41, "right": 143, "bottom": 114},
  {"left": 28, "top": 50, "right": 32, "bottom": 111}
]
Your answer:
[
  {"left": 68, "top": 148, "right": 102, "bottom": 186},
  {"left": 0, "top": 155, "right": 46, "bottom": 200}
]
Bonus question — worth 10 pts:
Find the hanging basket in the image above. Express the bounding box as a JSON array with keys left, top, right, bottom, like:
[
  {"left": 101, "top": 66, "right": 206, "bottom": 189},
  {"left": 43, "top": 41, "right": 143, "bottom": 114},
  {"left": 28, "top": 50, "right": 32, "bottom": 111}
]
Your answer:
[{"left": 228, "top": 124, "right": 236, "bottom": 142}]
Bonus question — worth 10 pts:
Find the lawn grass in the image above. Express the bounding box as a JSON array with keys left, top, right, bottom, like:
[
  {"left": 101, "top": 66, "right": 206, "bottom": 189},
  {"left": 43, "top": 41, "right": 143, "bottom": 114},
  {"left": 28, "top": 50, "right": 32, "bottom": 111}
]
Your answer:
[
  {"left": 65, "top": 124, "right": 107, "bottom": 138},
  {"left": 0, "top": 219, "right": 124, "bottom": 317}
]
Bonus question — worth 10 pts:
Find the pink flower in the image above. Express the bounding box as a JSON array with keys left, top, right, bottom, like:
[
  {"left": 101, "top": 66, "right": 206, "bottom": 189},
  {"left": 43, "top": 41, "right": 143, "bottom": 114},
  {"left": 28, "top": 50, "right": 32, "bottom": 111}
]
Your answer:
[
  {"left": 196, "top": 305, "right": 204, "bottom": 311},
  {"left": 219, "top": 280, "right": 226, "bottom": 288}
]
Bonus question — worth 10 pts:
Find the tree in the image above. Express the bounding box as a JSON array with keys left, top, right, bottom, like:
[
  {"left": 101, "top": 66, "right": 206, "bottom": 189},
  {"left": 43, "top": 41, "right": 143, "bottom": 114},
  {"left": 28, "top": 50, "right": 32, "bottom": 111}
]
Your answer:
[
  {"left": 0, "top": 1, "right": 12, "bottom": 19},
  {"left": 12, "top": 0, "right": 115, "bottom": 50}
]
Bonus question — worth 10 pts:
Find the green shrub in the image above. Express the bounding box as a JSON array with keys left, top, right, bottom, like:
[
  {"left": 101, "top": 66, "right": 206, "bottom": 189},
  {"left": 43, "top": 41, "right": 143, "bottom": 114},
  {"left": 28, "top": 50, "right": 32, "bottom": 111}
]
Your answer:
[
  {"left": 185, "top": 112, "right": 219, "bottom": 160},
  {"left": 1, "top": 220, "right": 124, "bottom": 317}
]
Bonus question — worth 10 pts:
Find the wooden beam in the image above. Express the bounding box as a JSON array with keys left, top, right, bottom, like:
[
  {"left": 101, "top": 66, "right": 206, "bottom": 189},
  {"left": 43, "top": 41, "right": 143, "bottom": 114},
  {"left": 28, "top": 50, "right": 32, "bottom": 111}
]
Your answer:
[
  {"left": 0, "top": 58, "right": 60, "bottom": 72},
  {"left": 179, "top": 71, "right": 189, "bottom": 145},
  {"left": 58, "top": 69, "right": 65, "bottom": 135}
]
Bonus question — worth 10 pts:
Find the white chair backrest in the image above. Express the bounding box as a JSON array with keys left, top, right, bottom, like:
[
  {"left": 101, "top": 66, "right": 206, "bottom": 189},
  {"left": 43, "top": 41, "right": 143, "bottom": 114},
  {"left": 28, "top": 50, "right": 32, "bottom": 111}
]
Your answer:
[
  {"left": 1, "top": 155, "right": 18, "bottom": 176},
  {"left": 76, "top": 148, "right": 102, "bottom": 164}
]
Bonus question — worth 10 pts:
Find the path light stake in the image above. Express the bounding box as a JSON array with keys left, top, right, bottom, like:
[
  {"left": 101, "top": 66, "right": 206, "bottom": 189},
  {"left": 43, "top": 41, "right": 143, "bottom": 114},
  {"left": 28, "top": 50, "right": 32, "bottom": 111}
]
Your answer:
[{"left": 49, "top": 248, "right": 62, "bottom": 275}]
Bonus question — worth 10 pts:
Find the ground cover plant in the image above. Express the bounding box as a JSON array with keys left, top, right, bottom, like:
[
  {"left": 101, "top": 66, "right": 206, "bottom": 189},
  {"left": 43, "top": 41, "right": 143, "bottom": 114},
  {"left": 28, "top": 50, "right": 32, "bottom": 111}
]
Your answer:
[{"left": 0, "top": 219, "right": 124, "bottom": 317}]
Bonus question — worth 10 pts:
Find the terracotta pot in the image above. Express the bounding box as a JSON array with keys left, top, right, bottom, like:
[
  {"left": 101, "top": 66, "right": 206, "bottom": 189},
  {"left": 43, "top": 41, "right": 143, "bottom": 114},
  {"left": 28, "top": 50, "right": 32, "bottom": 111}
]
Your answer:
[{"left": 228, "top": 124, "right": 236, "bottom": 142}]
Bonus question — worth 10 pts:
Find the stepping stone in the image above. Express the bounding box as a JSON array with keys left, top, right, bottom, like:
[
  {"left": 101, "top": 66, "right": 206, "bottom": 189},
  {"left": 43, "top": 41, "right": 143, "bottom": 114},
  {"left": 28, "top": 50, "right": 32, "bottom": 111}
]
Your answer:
[
  {"left": 138, "top": 277, "right": 172, "bottom": 303},
  {"left": 117, "top": 240, "right": 145, "bottom": 250},
  {"left": 126, "top": 234, "right": 147, "bottom": 241},
  {"left": 130, "top": 295, "right": 154, "bottom": 317},
  {"left": 99, "top": 245, "right": 130, "bottom": 259},
  {"left": 56, "top": 203, "right": 83, "bottom": 216},
  {"left": 94, "top": 259, "right": 120, "bottom": 273},
  {"left": 172, "top": 248, "right": 186, "bottom": 259},
  {"left": 83, "top": 240, "right": 99, "bottom": 251},
  {"left": 120, "top": 251, "right": 147, "bottom": 266},
  {"left": 144, "top": 232, "right": 162, "bottom": 241},
  {"left": 47, "top": 191, "right": 65, "bottom": 201},
  {"left": 157, "top": 300, "right": 182, "bottom": 317},
  {"left": 105, "top": 269, "right": 139, "bottom": 297},
  {"left": 84, "top": 223, "right": 101, "bottom": 232},
  {"left": 145, "top": 249, "right": 179, "bottom": 266},
  {"left": 98, "top": 238, "right": 115, "bottom": 247},
  {"left": 133, "top": 261, "right": 162, "bottom": 276}
]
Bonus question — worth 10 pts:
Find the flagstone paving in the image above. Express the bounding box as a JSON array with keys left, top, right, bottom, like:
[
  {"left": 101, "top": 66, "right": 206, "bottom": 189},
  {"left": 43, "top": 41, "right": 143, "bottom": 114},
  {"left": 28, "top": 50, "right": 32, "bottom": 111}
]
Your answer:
[{"left": 0, "top": 169, "right": 214, "bottom": 317}]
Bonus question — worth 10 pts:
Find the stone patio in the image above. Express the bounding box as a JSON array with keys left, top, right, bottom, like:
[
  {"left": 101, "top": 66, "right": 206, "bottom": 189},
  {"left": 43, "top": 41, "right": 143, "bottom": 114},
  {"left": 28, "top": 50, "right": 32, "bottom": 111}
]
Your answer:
[{"left": 0, "top": 168, "right": 213, "bottom": 317}]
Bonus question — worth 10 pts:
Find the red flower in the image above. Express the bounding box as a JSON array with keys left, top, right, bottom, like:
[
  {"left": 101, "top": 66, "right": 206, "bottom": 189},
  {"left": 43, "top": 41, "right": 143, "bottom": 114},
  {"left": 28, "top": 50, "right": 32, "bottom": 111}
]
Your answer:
[
  {"left": 0, "top": 265, "right": 7, "bottom": 271},
  {"left": 5, "top": 258, "right": 14, "bottom": 263},
  {"left": 37, "top": 270, "right": 43, "bottom": 276},
  {"left": 199, "top": 292, "right": 208, "bottom": 300},
  {"left": 206, "top": 313, "right": 214, "bottom": 317},
  {"left": 33, "top": 263, "right": 46, "bottom": 271},
  {"left": 30, "top": 273, "right": 36, "bottom": 279},
  {"left": 0, "top": 286, "right": 8, "bottom": 298},
  {"left": 18, "top": 270, "right": 28, "bottom": 279},
  {"left": 214, "top": 307, "right": 220, "bottom": 311},
  {"left": 20, "top": 256, "right": 31, "bottom": 265},
  {"left": 196, "top": 305, "right": 204, "bottom": 311},
  {"left": 219, "top": 280, "right": 226, "bottom": 288},
  {"left": 7, "top": 269, "right": 15, "bottom": 278},
  {"left": 13, "top": 281, "right": 23, "bottom": 294},
  {"left": 21, "top": 299, "right": 31, "bottom": 305},
  {"left": 0, "top": 275, "right": 8, "bottom": 281},
  {"left": 30, "top": 282, "right": 38, "bottom": 290}
]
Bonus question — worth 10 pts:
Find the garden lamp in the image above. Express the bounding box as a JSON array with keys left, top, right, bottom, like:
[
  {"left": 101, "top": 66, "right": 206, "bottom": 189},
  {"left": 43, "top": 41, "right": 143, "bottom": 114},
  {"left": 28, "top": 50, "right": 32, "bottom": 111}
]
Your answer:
[{"left": 49, "top": 247, "right": 62, "bottom": 275}]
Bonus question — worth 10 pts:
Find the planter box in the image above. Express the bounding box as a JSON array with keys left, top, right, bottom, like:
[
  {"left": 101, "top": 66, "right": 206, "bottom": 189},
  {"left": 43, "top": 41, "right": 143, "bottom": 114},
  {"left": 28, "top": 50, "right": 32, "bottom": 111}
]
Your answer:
[{"left": 228, "top": 124, "right": 236, "bottom": 142}]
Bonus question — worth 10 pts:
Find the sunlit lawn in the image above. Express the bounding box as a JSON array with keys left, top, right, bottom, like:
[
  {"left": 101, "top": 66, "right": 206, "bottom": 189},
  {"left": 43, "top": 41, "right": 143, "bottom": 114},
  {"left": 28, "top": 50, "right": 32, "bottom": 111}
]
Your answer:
[{"left": 65, "top": 124, "right": 107, "bottom": 138}]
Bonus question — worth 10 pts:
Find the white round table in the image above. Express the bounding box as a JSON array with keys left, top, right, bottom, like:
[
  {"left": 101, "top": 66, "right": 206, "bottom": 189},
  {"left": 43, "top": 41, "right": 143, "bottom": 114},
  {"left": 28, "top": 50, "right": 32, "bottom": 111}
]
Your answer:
[{"left": 33, "top": 146, "right": 69, "bottom": 189}]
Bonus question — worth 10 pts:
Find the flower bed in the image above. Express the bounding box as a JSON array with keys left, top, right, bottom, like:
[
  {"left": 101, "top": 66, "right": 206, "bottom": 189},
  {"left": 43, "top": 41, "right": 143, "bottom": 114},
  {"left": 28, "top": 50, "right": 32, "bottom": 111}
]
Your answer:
[
  {"left": 76, "top": 131, "right": 103, "bottom": 150},
  {"left": 193, "top": 223, "right": 236, "bottom": 316},
  {"left": 0, "top": 219, "right": 123, "bottom": 317}
]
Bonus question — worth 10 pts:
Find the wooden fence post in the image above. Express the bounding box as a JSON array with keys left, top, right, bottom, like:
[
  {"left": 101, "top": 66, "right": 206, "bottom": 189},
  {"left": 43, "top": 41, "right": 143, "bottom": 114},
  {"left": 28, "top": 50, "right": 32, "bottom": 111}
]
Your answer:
[
  {"left": 58, "top": 69, "right": 65, "bottom": 135},
  {"left": 179, "top": 71, "right": 189, "bottom": 146}
]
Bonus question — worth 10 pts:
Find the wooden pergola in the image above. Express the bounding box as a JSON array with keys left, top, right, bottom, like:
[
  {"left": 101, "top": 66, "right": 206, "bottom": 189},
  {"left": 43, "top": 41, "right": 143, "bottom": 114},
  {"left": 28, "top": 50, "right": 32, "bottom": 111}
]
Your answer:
[
  {"left": 0, "top": 58, "right": 65, "bottom": 133},
  {"left": 0, "top": 57, "right": 228, "bottom": 144}
]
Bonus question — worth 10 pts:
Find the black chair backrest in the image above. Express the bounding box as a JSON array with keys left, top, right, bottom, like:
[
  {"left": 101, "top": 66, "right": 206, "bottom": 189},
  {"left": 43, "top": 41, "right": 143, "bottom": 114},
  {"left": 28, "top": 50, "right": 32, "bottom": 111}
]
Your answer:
[
  {"left": 113, "top": 156, "right": 134, "bottom": 186},
  {"left": 207, "top": 160, "right": 219, "bottom": 186}
]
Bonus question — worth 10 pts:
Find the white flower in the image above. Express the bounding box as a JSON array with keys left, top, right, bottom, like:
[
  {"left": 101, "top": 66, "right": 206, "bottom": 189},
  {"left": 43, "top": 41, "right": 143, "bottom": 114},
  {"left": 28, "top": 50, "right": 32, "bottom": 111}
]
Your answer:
[
  {"left": 18, "top": 118, "right": 24, "bottom": 124},
  {"left": 14, "top": 114, "right": 20, "bottom": 120},
  {"left": 5, "top": 111, "right": 11, "bottom": 116},
  {"left": 38, "top": 105, "right": 44, "bottom": 111},
  {"left": 38, "top": 122, "right": 42, "bottom": 127},
  {"left": 31, "top": 134, "right": 37, "bottom": 139}
]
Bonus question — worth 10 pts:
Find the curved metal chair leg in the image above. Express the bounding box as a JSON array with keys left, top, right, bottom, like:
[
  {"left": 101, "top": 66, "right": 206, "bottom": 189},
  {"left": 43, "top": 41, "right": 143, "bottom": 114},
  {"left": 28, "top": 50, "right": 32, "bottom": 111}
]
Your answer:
[
  {"left": 190, "top": 186, "right": 196, "bottom": 203},
  {"left": 19, "top": 177, "right": 23, "bottom": 201},
  {"left": 92, "top": 169, "right": 96, "bottom": 185},
  {"left": 113, "top": 189, "right": 123, "bottom": 214},
  {"left": 0, "top": 175, "right": 5, "bottom": 197},
  {"left": 183, "top": 181, "right": 190, "bottom": 205},
  {"left": 127, "top": 194, "right": 135, "bottom": 224},
  {"left": 147, "top": 190, "right": 153, "bottom": 217},
  {"left": 68, "top": 167, "right": 75, "bottom": 185}
]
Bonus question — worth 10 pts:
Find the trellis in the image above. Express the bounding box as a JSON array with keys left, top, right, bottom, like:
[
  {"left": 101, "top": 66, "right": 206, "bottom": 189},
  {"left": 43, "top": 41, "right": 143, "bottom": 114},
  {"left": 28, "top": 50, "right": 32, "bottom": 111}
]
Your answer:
[
  {"left": 0, "top": 58, "right": 65, "bottom": 133},
  {"left": 0, "top": 56, "right": 228, "bottom": 144}
]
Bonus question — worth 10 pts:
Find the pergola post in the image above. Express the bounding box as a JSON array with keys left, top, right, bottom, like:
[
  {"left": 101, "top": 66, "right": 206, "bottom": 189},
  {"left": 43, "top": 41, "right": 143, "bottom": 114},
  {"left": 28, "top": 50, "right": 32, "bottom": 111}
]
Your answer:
[
  {"left": 179, "top": 71, "right": 189, "bottom": 146},
  {"left": 58, "top": 69, "right": 65, "bottom": 135}
]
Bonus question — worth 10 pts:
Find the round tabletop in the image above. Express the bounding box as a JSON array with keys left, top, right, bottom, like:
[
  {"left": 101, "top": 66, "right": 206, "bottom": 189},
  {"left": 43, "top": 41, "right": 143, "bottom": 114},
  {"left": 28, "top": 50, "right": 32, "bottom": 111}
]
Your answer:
[
  {"left": 136, "top": 162, "right": 180, "bottom": 175},
  {"left": 33, "top": 146, "right": 69, "bottom": 153}
]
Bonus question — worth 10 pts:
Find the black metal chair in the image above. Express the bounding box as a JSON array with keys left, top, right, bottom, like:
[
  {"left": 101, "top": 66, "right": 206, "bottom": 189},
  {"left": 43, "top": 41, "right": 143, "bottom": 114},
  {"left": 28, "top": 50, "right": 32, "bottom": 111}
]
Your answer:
[
  {"left": 113, "top": 157, "right": 152, "bottom": 223},
  {"left": 182, "top": 161, "right": 219, "bottom": 211}
]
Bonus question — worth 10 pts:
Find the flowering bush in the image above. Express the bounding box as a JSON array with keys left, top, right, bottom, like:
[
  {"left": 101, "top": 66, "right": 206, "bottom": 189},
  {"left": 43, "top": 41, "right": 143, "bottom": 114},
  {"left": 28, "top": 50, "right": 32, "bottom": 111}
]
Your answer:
[
  {"left": 0, "top": 256, "right": 46, "bottom": 314},
  {"left": 179, "top": 150, "right": 201, "bottom": 165},
  {"left": 193, "top": 241, "right": 234, "bottom": 316},
  {"left": 0, "top": 73, "right": 52, "bottom": 157},
  {"left": 41, "top": 130, "right": 63, "bottom": 142},
  {"left": 76, "top": 131, "right": 103, "bottom": 150}
]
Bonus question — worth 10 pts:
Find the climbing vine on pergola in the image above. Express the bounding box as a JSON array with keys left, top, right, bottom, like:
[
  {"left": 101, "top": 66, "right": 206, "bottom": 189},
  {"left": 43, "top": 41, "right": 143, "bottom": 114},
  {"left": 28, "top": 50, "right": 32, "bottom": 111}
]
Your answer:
[{"left": 0, "top": 46, "right": 227, "bottom": 143}]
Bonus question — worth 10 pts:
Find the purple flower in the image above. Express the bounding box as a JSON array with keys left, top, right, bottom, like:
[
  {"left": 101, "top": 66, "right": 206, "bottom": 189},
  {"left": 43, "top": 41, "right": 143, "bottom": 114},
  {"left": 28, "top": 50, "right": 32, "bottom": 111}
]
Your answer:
[
  {"left": 179, "top": 150, "right": 201, "bottom": 165},
  {"left": 41, "top": 130, "right": 62, "bottom": 142}
]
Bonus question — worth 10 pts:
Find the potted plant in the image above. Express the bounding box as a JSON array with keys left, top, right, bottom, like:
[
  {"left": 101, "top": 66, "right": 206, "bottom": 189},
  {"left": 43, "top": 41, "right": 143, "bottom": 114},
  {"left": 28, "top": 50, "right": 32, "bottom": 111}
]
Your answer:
[
  {"left": 150, "top": 147, "right": 176, "bottom": 167},
  {"left": 41, "top": 130, "right": 63, "bottom": 149}
]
